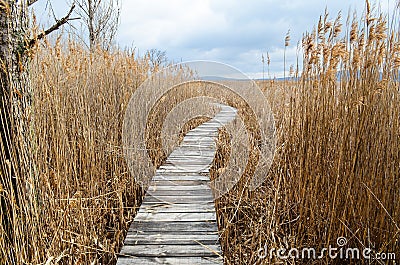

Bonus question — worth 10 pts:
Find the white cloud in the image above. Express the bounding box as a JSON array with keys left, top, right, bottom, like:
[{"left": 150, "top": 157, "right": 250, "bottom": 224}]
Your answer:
[
  {"left": 32, "top": 0, "right": 395, "bottom": 78},
  {"left": 119, "top": 0, "right": 228, "bottom": 49}
]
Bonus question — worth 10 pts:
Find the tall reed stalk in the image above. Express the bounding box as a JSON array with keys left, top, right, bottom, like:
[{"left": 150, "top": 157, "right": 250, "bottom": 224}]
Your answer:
[{"left": 214, "top": 5, "right": 399, "bottom": 264}]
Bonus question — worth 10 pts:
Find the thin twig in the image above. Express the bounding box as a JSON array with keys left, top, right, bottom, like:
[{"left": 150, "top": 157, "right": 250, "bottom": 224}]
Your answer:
[
  {"left": 28, "top": 0, "right": 38, "bottom": 6},
  {"left": 28, "top": 3, "right": 78, "bottom": 48}
]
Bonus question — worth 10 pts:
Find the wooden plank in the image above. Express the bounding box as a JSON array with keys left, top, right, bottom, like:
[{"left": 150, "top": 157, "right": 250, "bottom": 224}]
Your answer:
[
  {"left": 139, "top": 202, "right": 215, "bottom": 213},
  {"left": 154, "top": 170, "right": 210, "bottom": 174},
  {"left": 172, "top": 146, "right": 215, "bottom": 149},
  {"left": 189, "top": 129, "right": 220, "bottom": 132},
  {"left": 147, "top": 184, "right": 210, "bottom": 191},
  {"left": 119, "top": 244, "right": 221, "bottom": 257},
  {"left": 127, "top": 230, "right": 219, "bottom": 236},
  {"left": 156, "top": 168, "right": 212, "bottom": 173},
  {"left": 157, "top": 164, "right": 213, "bottom": 168},
  {"left": 166, "top": 152, "right": 215, "bottom": 157},
  {"left": 138, "top": 204, "right": 215, "bottom": 213},
  {"left": 142, "top": 195, "right": 214, "bottom": 204},
  {"left": 140, "top": 201, "right": 215, "bottom": 208},
  {"left": 150, "top": 180, "right": 210, "bottom": 186},
  {"left": 169, "top": 148, "right": 214, "bottom": 151},
  {"left": 166, "top": 156, "right": 215, "bottom": 160},
  {"left": 157, "top": 169, "right": 211, "bottom": 174},
  {"left": 124, "top": 239, "right": 220, "bottom": 246},
  {"left": 172, "top": 148, "right": 215, "bottom": 151},
  {"left": 183, "top": 134, "right": 218, "bottom": 137},
  {"left": 159, "top": 166, "right": 213, "bottom": 171},
  {"left": 191, "top": 125, "right": 223, "bottom": 128},
  {"left": 117, "top": 256, "right": 223, "bottom": 265},
  {"left": 149, "top": 182, "right": 212, "bottom": 188},
  {"left": 126, "top": 230, "right": 218, "bottom": 236},
  {"left": 166, "top": 159, "right": 214, "bottom": 163},
  {"left": 135, "top": 212, "right": 216, "bottom": 222},
  {"left": 163, "top": 162, "right": 214, "bottom": 167},
  {"left": 129, "top": 221, "right": 218, "bottom": 232},
  {"left": 146, "top": 189, "right": 212, "bottom": 196},
  {"left": 167, "top": 155, "right": 215, "bottom": 159},
  {"left": 187, "top": 127, "right": 219, "bottom": 130},
  {"left": 152, "top": 175, "right": 210, "bottom": 181},
  {"left": 167, "top": 155, "right": 214, "bottom": 159},
  {"left": 178, "top": 140, "right": 215, "bottom": 143},
  {"left": 165, "top": 159, "right": 214, "bottom": 163},
  {"left": 124, "top": 233, "right": 219, "bottom": 245},
  {"left": 173, "top": 144, "right": 215, "bottom": 147}
]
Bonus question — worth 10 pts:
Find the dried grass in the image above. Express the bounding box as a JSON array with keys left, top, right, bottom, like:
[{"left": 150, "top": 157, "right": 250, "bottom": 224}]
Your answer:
[
  {"left": 1, "top": 3, "right": 399, "bottom": 265},
  {"left": 213, "top": 6, "right": 400, "bottom": 265}
]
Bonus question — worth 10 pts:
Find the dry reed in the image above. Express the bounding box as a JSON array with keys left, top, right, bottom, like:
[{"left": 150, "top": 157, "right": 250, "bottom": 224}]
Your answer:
[
  {"left": 213, "top": 5, "right": 400, "bottom": 265},
  {"left": 1, "top": 3, "right": 399, "bottom": 265}
]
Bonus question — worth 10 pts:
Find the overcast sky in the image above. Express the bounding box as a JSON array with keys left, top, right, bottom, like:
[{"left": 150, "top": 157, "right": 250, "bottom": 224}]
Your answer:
[{"left": 32, "top": 0, "right": 395, "bottom": 78}]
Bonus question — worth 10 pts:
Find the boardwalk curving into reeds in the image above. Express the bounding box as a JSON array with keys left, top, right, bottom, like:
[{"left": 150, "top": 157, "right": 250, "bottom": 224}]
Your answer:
[{"left": 117, "top": 104, "right": 237, "bottom": 265}]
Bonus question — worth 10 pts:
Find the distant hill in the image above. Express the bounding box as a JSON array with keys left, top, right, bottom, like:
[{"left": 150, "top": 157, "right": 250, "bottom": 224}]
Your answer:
[{"left": 199, "top": 76, "right": 244, "bottom": 81}]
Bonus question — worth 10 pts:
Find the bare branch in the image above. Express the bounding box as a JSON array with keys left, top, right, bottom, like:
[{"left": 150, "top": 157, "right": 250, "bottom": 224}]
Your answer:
[
  {"left": 28, "top": 0, "right": 39, "bottom": 6},
  {"left": 28, "top": 4, "right": 77, "bottom": 48}
]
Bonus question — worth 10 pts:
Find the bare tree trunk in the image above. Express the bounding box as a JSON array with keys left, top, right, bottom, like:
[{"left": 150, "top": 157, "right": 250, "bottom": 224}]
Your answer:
[
  {"left": 0, "top": 0, "right": 32, "bottom": 262},
  {"left": 1, "top": 2, "right": 76, "bottom": 262},
  {"left": 74, "top": 0, "right": 121, "bottom": 51},
  {"left": 88, "top": 0, "right": 96, "bottom": 50}
]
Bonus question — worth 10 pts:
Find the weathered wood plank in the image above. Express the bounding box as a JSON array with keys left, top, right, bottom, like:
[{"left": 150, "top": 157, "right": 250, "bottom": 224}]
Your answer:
[
  {"left": 135, "top": 212, "right": 216, "bottom": 222},
  {"left": 166, "top": 159, "right": 214, "bottom": 163},
  {"left": 140, "top": 203, "right": 215, "bottom": 212},
  {"left": 156, "top": 170, "right": 211, "bottom": 174},
  {"left": 152, "top": 175, "right": 210, "bottom": 181},
  {"left": 163, "top": 164, "right": 214, "bottom": 168},
  {"left": 146, "top": 189, "right": 212, "bottom": 196},
  {"left": 138, "top": 204, "right": 215, "bottom": 213},
  {"left": 124, "top": 233, "right": 219, "bottom": 245},
  {"left": 166, "top": 156, "right": 214, "bottom": 160},
  {"left": 124, "top": 239, "right": 220, "bottom": 246},
  {"left": 116, "top": 257, "right": 223, "bottom": 265},
  {"left": 140, "top": 200, "right": 212, "bottom": 207},
  {"left": 150, "top": 180, "right": 210, "bottom": 186},
  {"left": 129, "top": 221, "right": 218, "bottom": 232},
  {"left": 168, "top": 151, "right": 216, "bottom": 155},
  {"left": 127, "top": 230, "right": 219, "bottom": 236},
  {"left": 147, "top": 181, "right": 210, "bottom": 189},
  {"left": 168, "top": 151, "right": 215, "bottom": 154},
  {"left": 154, "top": 170, "right": 210, "bottom": 174},
  {"left": 119, "top": 244, "right": 221, "bottom": 257},
  {"left": 142, "top": 194, "right": 214, "bottom": 201},
  {"left": 142, "top": 195, "right": 214, "bottom": 204}
]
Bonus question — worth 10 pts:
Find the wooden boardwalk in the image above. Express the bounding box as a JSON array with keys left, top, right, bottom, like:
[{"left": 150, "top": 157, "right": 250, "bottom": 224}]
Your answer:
[{"left": 117, "top": 104, "right": 237, "bottom": 265}]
